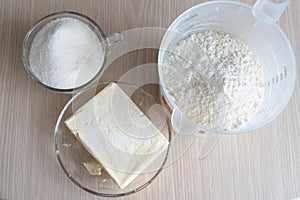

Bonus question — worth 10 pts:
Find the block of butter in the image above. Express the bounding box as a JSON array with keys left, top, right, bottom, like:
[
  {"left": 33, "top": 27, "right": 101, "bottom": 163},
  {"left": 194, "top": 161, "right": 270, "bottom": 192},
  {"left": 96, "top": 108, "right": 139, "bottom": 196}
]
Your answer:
[{"left": 65, "top": 82, "right": 169, "bottom": 189}]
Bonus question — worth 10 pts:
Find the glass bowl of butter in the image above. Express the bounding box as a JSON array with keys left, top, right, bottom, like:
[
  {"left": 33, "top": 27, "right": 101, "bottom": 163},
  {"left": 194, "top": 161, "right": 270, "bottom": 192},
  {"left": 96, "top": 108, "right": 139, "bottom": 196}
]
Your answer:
[{"left": 54, "top": 82, "right": 171, "bottom": 196}]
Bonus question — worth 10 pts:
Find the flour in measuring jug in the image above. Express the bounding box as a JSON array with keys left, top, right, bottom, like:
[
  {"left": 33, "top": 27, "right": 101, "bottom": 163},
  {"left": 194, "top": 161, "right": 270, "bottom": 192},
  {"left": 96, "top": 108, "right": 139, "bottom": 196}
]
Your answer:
[{"left": 161, "top": 30, "right": 265, "bottom": 130}]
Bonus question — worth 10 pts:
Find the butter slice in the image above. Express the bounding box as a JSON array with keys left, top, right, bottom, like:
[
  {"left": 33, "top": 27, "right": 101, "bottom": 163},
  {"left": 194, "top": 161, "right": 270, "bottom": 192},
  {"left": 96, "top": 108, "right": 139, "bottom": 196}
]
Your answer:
[
  {"left": 65, "top": 83, "right": 169, "bottom": 189},
  {"left": 82, "top": 162, "right": 102, "bottom": 175}
]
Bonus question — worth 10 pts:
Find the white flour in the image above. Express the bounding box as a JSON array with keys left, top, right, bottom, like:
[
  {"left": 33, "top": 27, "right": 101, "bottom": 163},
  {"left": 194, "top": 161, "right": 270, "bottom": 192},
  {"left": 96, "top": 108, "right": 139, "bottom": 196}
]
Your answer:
[
  {"left": 29, "top": 17, "right": 104, "bottom": 89},
  {"left": 162, "top": 30, "right": 265, "bottom": 130}
]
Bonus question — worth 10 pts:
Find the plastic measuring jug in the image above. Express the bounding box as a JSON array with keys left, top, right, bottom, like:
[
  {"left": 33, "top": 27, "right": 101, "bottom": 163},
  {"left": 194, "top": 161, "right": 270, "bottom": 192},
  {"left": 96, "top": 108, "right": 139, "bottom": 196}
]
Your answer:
[{"left": 158, "top": 0, "right": 296, "bottom": 136}]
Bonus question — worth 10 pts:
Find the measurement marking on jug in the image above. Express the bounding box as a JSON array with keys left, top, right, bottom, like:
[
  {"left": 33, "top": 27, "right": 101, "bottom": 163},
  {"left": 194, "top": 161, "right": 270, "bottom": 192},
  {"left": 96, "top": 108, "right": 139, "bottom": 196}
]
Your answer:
[
  {"left": 284, "top": 65, "right": 287, "bottom": 78},
  {"left": 184, "top": 14, "right": 198, "bottom": 23},
  {"left": 275, "top": 75, "right": 279, "bottom": 83},
  {"left": 187, "top": 25, "right": 194, "bottom": 30}
]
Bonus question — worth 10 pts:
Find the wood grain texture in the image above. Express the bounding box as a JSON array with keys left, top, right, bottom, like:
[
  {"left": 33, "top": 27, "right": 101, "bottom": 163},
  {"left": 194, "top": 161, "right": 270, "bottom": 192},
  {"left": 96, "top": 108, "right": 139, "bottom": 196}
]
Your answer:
[{"left": 0, "top": 0, "right": 299, "bottom": 199}]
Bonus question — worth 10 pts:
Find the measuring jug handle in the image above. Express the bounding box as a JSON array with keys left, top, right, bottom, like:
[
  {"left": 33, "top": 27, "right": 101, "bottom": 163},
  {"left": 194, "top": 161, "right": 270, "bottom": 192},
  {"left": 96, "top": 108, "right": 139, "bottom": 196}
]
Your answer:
[
  {"left": 171, "top": 107, "right": 198, "bottom": 135},
  {"left": 252, "top": 0, "right": 289, "bottom": 24}
]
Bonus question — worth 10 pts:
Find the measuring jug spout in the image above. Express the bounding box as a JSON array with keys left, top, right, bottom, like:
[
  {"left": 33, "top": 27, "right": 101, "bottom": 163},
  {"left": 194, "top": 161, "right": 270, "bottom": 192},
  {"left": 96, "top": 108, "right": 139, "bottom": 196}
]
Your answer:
[
  {"left": 252, "top": 0, "right": 289, "bottom": 24},
  {"left": 171, "top": 107, "right": 198, "bottom": 135}
]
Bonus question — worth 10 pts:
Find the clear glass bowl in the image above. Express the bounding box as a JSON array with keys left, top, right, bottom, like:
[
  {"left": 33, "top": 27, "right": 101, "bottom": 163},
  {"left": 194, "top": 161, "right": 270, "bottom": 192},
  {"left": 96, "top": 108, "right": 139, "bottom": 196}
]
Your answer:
[
  {"left": 22, "top": 11, "right": 107, "bottom": 93},
  {"left": 54, "top": 82, "right": 171, "bottom": 197}
]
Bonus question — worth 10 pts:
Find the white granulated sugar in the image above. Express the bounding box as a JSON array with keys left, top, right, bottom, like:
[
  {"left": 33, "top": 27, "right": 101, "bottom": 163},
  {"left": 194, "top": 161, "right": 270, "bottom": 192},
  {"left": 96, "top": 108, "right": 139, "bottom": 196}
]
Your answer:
[
  {"left": 29, "top": 17, "right": 104, "bottom": 89},
  {"left": 162, "top": 30, "right": 265, "bottom": 131}
]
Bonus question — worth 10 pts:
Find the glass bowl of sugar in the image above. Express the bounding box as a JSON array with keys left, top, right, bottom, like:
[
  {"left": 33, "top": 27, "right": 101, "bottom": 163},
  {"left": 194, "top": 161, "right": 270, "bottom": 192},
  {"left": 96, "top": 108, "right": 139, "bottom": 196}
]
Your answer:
[{"left": 22, "top": 11, "right": 109, "bottom": 93}]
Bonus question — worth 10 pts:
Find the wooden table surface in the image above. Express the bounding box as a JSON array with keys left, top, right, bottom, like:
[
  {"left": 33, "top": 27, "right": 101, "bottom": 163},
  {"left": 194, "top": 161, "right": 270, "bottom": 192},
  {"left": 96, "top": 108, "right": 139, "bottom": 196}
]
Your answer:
[{"left": 1, "top": 0, "right": 300, "bottom": 199}]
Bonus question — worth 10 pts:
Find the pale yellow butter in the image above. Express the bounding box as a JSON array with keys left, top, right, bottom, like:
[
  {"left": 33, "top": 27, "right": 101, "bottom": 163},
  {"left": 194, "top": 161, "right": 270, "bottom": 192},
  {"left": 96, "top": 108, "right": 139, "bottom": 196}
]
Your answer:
[
  {"left": 82, "top": 162, "right": 102, "bottom": 176},
  {"left": 65, "top": 83, "right": 169, "bottom": 189}
]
